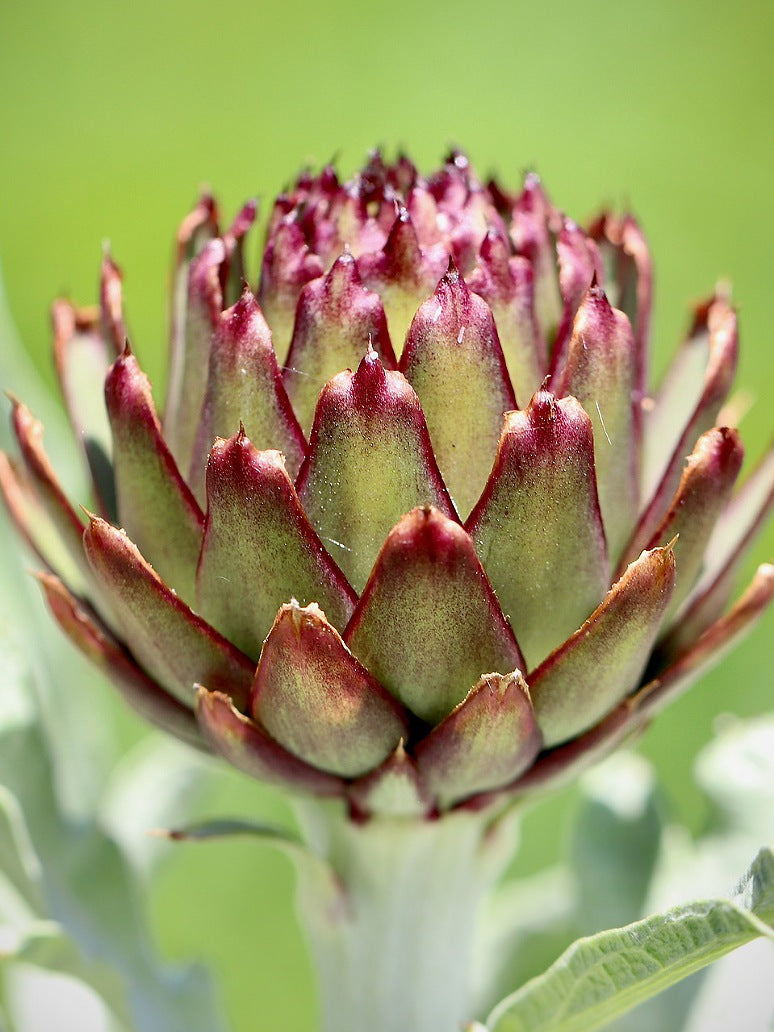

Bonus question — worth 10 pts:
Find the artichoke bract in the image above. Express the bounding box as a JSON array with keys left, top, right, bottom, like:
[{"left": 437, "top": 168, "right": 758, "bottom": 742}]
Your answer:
[{"left": 3, "top": 151, "right": 773, "bottom": 818}]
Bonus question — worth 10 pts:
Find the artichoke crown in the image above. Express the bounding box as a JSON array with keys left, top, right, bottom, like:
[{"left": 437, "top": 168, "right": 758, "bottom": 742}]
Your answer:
[{"left": 2, "top": 150, "right": 772, "bottom": 818}]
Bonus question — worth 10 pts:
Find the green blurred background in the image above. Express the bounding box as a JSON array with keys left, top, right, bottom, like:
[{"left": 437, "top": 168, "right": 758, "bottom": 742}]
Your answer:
[{"left": 1, "top": 0, "right": 772, "bottom": 1028}]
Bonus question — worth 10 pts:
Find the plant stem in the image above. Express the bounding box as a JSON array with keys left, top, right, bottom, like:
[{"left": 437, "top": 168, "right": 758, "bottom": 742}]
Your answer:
[{"left": 291, "top": 801, "right": 515, "bottom": 1032}]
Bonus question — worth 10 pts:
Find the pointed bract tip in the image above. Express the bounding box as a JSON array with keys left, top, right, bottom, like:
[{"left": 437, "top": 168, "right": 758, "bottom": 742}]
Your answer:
[
  {"left": 146, "top": 827, "right": 177, "bottom": 841},
  {"left": 715, "top": 278, "right": 733, "bottom": 304},
  {"left": 281, "top": 598, "right": 327, "bottom": 637},
  {"left": 481, "top": 669, "right": 523, "bottom": 704},
  {"left": 78, "top": 503, "right": 99, "bottom": 524},
  {"left": 355, "top": 345, "right": 385, "bottom": 381},
  {"left": 580, "top": 278, "right": 609, "bottom": 309},
  {"left": 227, "top": 198, "right": 258, "bottom": 240},
  {"left": 445, "top": 146, "right": 469, "bottom": 170},
  {"left": 627, "top": 539, "right": 677, "bottom": 576},
  {"left": 526, "top": 387, "right": 559, "bottom": 423},
  {"left": 335, "top": 246, "right": 356, "bottom": 266},
  {"left": 101, "top": 248, "right": 121, "bottom": 272}
]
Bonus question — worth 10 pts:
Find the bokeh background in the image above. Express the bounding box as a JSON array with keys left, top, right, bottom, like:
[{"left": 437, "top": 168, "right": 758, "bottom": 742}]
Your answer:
[{"left": 1, "top": 0, "right": 772, "bottom": 1028}]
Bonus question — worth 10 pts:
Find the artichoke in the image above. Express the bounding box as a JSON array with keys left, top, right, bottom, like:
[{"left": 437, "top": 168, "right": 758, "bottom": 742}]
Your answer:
[{"left": 3, "top": 150, "right": 773, "bottom": 819}]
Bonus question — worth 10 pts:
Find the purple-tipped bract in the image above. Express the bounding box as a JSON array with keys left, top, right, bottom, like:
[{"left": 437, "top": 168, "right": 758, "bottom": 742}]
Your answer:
[{"left": 3, "top": 151, "right": 772, "bottom": 818}]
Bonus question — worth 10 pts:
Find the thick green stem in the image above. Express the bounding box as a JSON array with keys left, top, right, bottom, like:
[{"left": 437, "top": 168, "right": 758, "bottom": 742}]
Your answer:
[{"left": 291, "top": 801, "right": 516, "bottom": 1032}]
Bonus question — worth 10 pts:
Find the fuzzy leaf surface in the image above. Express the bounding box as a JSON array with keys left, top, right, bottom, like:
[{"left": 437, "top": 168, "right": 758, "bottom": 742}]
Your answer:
[{"left": 485, "top": 847, "right": 774, "bottom": 1032}]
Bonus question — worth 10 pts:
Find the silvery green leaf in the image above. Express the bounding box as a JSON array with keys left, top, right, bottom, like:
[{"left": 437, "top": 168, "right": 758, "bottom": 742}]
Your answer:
[
  {"left": 484, "top": 846, "right": 774, "bottom": 1032},
  {"left": 0, "top": 265, "right": 119, "bottom": 818},
  {"left": 99, "top": 735, "right": 213, "bottom": 880},
  {"left": 645, "top": 716, "right": 774, "bottom": 922},
  {"left": 694, "top": 714, "right": 774, "bottom": 839},
  {"left": 472, "top": 866, "right": 577, "bottom": 1016},
  {"left": 630, "top": 714, "right": 774, "bottom": 1031},
  {"left": 0, "top": 782, "right": 44, "bottom": 920},
  {"left": 4, "top": 959, "right": 124, "bottom": 1032},
  {"left": 473, "top": 753, "right": 663, "bottom": 1016},
  {"left": 0, "top": 634, "right": 226, "bottom": 1032},
  {"left": 3, "top": 922, "right": 132, "bottom": 1030},
  {"left": 570, "top": 753, "right": 662, "bottom": 935}
]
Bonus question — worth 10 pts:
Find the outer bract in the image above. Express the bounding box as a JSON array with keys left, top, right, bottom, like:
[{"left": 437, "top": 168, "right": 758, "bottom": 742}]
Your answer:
[{"left": 3, "top": 151, "right": 773, "bottom": 820}]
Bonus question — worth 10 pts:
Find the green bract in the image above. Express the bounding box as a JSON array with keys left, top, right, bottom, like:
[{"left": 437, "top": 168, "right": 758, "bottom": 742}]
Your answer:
[{"left": 2, "top": 151, "right": 773, "bottom": 817}]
